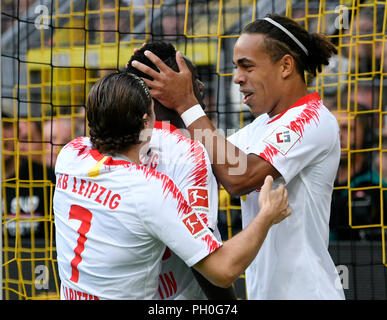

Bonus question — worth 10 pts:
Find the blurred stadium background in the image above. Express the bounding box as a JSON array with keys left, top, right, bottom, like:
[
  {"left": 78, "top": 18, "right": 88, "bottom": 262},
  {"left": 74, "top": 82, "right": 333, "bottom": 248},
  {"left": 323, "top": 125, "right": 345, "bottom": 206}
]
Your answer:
[{"left": 1, "top": 0, "right": 387, "bottom": 300}]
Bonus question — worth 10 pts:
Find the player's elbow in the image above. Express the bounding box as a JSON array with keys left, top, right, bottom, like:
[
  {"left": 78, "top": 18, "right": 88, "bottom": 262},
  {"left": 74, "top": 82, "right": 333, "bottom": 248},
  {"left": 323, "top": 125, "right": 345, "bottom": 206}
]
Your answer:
[
  {"left": 217, "top": 260, "right": 245, "bottom": 288},
  {"left": 225, "top": 184, "right": 244, "bottom": 197},
  {"left": 218, "top": 174, "right": 243, "bottom": 197},
  {"left": 194, "top": 253, "right": 239, "bottom": 288},
  {"left": 214, "top": 277, "right": 234, "bottom": 289},
  {"left": 222, "top": 179, "right": 253, "bottom": 197},
  {"left": 203, "top": 270, "right": 236, "bottom": 288},
  {"left": 218, "top": 270, "right": 238, "bottom": 288},
  {"left": 222, "top": 153, "right": 276, "bottom": 197}
]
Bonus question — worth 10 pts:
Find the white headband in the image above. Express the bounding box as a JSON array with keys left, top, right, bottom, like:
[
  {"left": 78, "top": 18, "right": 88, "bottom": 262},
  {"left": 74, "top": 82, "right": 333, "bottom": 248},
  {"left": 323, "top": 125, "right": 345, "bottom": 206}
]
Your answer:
[{"left": 264, "top": 17, "right": 309, "bottom": 56}]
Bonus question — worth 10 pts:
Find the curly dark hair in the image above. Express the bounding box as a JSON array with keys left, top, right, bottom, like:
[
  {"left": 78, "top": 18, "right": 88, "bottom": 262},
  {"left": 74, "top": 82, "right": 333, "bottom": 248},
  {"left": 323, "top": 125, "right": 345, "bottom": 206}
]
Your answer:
[
  {"left": 87, "top": 72, "right": 152, "bottom": 155},
  {"left": 126, "top": 42, "right": 205, "bottom": 128},
  {"left": 127, "top": 42, "right": 177, "bottom": 81},
  {"left": 242, "top": 13, "right": 337, "bottom": 80}
]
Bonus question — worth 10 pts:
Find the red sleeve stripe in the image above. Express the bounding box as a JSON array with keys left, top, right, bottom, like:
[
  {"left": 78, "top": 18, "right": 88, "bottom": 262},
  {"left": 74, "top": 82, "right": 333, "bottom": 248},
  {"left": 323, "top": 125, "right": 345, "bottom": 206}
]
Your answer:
[
  {"left": 267, "top": 92, "right": 321, "bottom": 125},
  {"left": 259, "top": 99, "right": 322, "bottom": 165},
  {"left": 154, "top": 121, "right": 209, "bottom": 187},
  {"left": 187, "top": 141, "right": 208, "bottom": 187},
  {"left": 201, "top": 234, "right": 221, "bottom": 252},
  {"left": 287, "top": 101, "right": 321, "bottom": 138},
  {"left": 137, "top": 165, "right": 193, "bottom": 217}
]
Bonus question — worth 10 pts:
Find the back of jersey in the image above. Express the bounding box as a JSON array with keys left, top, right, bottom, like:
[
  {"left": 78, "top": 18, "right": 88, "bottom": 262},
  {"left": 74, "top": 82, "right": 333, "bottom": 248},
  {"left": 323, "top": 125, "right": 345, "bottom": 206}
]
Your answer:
[
  {"left": 144, "top": 121, "right": 220, "bottom": 300},
  {"left": 54, "top": 137, "right": 222, "bottom": 300},
  {"left": 54, "top": 137, "right": 164, "bottom": 299},
  {"left": 147, "top": 121, "right": 219, "bottom": 232}
]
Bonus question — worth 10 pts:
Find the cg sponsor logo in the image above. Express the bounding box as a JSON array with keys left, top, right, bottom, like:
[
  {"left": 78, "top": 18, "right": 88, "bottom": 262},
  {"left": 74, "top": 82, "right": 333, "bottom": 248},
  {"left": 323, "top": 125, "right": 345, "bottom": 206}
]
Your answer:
[
  {"left": 276, "top": 130, "right": 291, "bottom": 143},
  {"left": 264, "top": 125, "right": 301, "bottom": 155}
]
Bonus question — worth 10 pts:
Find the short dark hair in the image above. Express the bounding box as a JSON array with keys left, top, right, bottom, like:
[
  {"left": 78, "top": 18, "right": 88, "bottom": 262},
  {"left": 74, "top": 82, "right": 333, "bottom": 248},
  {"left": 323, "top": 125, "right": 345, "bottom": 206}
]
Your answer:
[
  {"left": 242, "top": 14, "right": 337, "bottom": 79},
  {"left": 127, "top": 42, "right": 178, "bottom": 80},
  {"left": 87, "top": 72, "right": 152, "bottom": 155},
  {"left": 126, "top": 42, "right": 205, "bottom": 127}
]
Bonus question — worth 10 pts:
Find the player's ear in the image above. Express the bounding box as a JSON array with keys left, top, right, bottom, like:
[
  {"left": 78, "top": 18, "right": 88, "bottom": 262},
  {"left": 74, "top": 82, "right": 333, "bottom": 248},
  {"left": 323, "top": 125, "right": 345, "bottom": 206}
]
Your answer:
[
  {"left": 279, "top": 54, "right": 295, "bottom": 79},
  {"left": 143, "top": 112, "right": 149, "bottom": 125},
  {"left": 140, "top": 112, "right": 154, "bottom": 142},
  {"left": 142, "top": 112, "right": 153, "bottom": 129}
]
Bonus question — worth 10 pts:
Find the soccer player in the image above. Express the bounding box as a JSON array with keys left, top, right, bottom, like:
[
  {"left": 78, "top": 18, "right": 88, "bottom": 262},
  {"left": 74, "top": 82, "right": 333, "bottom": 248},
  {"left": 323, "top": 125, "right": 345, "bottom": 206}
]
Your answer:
[
  {"left": 127, "top": 42, "right": 235, "bottom": 300},
  {"left": 54, "top": 71, "right": 290, "bottom": 300},
  {"left": 131, "top": 14, "right": 345, "bottom": 299}
]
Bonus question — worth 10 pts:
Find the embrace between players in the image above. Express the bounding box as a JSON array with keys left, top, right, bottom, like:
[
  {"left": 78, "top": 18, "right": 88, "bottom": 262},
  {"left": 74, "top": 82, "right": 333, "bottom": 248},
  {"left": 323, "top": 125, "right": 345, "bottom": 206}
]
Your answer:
[{"left": 54, "top": 14, "right": 345, "bottom": 300}]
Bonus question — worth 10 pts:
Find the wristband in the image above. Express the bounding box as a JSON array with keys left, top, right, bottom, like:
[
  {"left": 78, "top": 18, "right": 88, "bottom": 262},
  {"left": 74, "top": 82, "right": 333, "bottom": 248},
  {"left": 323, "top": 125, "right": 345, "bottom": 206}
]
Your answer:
[{"left": 180, "top": 104, "right": 206, "bottom": 127}]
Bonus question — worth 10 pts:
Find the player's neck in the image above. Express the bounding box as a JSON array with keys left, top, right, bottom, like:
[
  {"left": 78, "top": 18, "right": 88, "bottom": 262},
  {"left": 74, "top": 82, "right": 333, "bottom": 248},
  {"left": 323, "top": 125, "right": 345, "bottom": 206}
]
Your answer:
[
  {"left": 122, "top": 148, "right": 140, "bottom": 164},
  {"left": 120, "top": 141, "right": 149, "bottom": 164},
  {"left": 155, "top": 103, "right": 186, "bottom": 129},
  {"left": 269, "top": 79, "right": 309, "bottom": 117}
]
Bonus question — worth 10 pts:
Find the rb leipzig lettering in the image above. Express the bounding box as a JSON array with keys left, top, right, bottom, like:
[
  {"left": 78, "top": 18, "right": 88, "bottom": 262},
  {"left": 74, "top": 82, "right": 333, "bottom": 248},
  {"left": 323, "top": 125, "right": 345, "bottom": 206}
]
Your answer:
[{"left": 56, "top": 174, "right": 121, "bottom": 210}]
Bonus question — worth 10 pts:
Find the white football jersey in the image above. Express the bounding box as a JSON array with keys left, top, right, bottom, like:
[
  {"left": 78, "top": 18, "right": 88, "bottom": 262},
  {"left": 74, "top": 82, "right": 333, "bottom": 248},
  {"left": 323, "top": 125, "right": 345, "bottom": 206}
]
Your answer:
[
  {"left": 141, "top": 121, "right": 220, "bottom": 300},
  {"left": 228, "top": 92, "right": 345, "bottom": 300},
  {"left": 54, "top": 137, "right": 222, "bottom": 300}
]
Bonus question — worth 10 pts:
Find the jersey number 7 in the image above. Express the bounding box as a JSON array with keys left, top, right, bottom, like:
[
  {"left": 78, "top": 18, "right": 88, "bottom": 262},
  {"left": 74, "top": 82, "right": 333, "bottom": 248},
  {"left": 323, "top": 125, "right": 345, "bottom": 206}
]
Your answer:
[{"left": 69, "top": 204, "right": 93, "bottom": 283}]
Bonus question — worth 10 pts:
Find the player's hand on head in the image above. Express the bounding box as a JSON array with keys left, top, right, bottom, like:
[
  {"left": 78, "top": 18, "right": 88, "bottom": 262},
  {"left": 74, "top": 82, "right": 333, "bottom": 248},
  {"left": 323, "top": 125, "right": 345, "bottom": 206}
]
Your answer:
[
  {"left": 126, "top": 43, "right": 147, "bottom": 69},
  {"left": 131, "top": 51, "right": 198, "bottom": 113},
  {"left": 258, "top": 175, "right": 291, "bottom": 225}
]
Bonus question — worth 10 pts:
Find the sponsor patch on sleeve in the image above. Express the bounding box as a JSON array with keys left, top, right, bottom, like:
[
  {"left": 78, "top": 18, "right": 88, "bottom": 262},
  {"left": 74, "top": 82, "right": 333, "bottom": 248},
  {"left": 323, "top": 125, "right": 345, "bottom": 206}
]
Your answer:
[
  {"left": 182, "top": 212, "right": 208, "bottom": 239},
  {"left": 187, "top": 187, "right": 209, "bottom": 226},
  {"left": 263, "top": 125, "right": 300, "bottom": 155},
  {"left": 187, "top": 187, "right": 209, "bottom": 208}
]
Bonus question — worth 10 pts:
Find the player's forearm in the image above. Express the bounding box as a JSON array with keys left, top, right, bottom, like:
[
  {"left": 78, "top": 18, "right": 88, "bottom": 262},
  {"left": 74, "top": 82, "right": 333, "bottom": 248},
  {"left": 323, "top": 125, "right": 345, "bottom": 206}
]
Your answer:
[
  {"left": 182, "top": 115, "right": 252, "bottom": 195},
  {"left": 194, "top": 211, "right": 273, "bottom": 288}
]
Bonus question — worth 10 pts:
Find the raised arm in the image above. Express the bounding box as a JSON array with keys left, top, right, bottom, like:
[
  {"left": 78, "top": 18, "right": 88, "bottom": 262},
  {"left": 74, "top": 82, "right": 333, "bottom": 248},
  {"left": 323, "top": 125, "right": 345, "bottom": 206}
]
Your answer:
[{"left": 131, "top": 51, "right": 281, "bottom": 196}]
